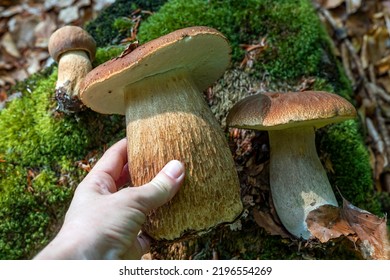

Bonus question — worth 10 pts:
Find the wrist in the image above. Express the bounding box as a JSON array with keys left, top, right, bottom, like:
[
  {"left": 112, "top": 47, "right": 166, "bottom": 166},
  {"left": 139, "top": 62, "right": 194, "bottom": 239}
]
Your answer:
[{"left": 34, "top": 225, "right": 92, "bottom": 260}]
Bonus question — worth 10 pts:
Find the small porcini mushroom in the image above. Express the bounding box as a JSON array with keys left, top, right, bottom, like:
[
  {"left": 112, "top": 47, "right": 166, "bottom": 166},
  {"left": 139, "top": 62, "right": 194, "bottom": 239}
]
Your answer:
[
  {"left": 80, "top": 26, "right": 243, "bottom": 240},
  {"left": 48, "top": 25, "right": 96, "bottom": 113},
  {"left": 226, "top": 91, "right": 356, "bottom": 239}
]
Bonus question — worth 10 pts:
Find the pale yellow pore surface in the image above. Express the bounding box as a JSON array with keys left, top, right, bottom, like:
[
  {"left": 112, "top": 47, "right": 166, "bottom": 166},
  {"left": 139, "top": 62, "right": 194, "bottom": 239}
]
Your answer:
[{"left": 125, "top": 70, "right": 243, "bottom": 240}]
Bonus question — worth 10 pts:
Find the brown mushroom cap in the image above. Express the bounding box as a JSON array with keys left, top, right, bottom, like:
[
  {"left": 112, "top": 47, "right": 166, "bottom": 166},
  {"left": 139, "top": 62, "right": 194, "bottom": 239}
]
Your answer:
[
  {"left": 226, "top": 91, "right": 357, "bottom": 130},
  {"left": 48, "top": 25, "right": 96, "bottom": 62},
  {"left": 79, "top": 26, "right": 231, "bottom": 115}
]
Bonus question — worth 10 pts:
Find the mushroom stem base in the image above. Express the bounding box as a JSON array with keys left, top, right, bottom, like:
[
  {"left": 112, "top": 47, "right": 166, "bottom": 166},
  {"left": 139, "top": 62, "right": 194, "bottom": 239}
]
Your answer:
[{"left": 268, "top": 127, "right": 338, "bottom": 239}]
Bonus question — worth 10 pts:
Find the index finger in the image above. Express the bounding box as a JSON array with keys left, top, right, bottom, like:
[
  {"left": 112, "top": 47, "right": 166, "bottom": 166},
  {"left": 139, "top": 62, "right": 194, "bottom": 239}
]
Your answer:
[{"left": 89, "top": 138, "right": 128, "bottom": 182}]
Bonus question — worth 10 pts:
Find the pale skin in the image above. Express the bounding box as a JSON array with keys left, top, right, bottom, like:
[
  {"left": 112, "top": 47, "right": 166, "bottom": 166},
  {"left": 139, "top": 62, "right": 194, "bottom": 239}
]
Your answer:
[{"left": 34, "top": 138, "right": 185, "bottom": 260}]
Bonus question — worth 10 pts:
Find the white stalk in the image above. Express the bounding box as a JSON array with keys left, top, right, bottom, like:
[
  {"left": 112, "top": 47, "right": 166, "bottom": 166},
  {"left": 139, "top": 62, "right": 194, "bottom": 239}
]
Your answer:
[
  {"left": 268, "top": 126, "right": 338, "bottom": 239},
  {"left": 56, "top": 50, "right": 92, "bottom": 98}
]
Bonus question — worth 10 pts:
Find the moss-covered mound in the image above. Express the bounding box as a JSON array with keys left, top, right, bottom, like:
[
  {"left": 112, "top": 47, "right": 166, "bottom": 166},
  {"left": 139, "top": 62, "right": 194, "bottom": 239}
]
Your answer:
[
  {"left": 0, "top": 70, "right": 125, "bottom": 259},
  {"left": 0, "top": 0, "right": 384, "bottom": 259}
]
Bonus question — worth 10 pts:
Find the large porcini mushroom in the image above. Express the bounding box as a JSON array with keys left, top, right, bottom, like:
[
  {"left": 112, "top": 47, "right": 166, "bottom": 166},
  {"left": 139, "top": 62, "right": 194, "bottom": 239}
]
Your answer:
[
  {"left": 48, "top": 25, "right": 96, "bottom": 113},
  {"left": 226, "top": 91, "right": 356, "bottom": 239},
  {"left": 79, "top": 26, "right": 243, "bottom": 240}
]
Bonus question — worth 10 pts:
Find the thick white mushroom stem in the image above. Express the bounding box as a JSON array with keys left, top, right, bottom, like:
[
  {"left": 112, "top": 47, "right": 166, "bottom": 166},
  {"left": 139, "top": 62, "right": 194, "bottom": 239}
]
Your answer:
[
  {"left": 56, "top": 50, "right": 92, "bottom": 111},
  {"left": 268, "top": 126, "right": 338, "bottom": 239},
  {"left": 124, "top": 69, "right": 242, "bottom": 240}
]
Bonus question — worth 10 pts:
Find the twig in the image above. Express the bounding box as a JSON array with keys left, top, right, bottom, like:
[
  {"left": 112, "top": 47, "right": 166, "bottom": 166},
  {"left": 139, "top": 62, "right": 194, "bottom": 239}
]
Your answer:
[
  {"left": 340, "top": 43, "right": 356, "bottom": 86},
  {"left": 366, "top": 117, "right": 386, "bottom": 160}
]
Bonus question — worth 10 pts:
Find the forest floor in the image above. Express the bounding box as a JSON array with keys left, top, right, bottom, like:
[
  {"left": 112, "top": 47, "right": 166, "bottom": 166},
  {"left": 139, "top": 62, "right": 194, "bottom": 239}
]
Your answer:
[{"left": 0, "top": 0, "right": 389, "bottom": 259}]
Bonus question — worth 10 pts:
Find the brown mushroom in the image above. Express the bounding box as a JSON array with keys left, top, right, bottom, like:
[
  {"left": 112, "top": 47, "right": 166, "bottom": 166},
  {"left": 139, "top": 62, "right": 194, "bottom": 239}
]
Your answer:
[
  {"left": 226, "top": 91, "right": 356, "bottom": 239},
  {"left": 79, "top": 26, "right": 243, "bottom": 240},
  {"left": 48, "top": 25, "right": 96, "bottom": 113}
]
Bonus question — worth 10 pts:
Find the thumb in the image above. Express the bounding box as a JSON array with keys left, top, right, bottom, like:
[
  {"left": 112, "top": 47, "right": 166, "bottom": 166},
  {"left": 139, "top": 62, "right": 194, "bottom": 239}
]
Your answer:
[{"left": 131, "top": 160, "right": 185, "bottom": 213}]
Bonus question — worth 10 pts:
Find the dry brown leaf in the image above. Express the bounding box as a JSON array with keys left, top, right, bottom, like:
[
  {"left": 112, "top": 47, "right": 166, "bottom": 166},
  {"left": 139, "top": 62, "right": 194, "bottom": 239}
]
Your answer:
[
  {"left": 375, "top": 55, "right": 390, "bottom": 75},
  {"left": 322, "top": 0, "right": 345, "bottom": 9},
  {"left": 345, "top": 12, "right": 370, "bottom": 38},
  {"left": 0, "top": 89, "right": 7, "bottom": 102},
  {"left": 8, "top": 14, "right": 40, "bottom": 50},
  {"left": 0, "top": 60, "right": 13, "bottom": 70},
  {"left": 1, "top": 32, "right": 21, "bottom": 58},
  {"left": 34, "top": 14, "right": 57, "bottom": 48},
  {"left": 345, "top": 0, "right": 361, "bottom": 14},
  {"left": 9, "top": 68, "right": 28, "bottom": 83},
  {"left": 26, "top": 50, "right": 49, "bottom": 75},
  {"left": 253, "top": 208, "right": 290, "bottom": 238},
  {"left": 360, "top": 27, "right": 389, "bottom": 68},
  {"left": 93, "top": 0, "right": 116, "bottom": 13},
  {"left": 57, "top": 0, "right": 76, "bottom": 9},
  {"left": 341, "top": 198, "right": 389, "bottom": 260},
  {"left": 58, "top": 6, "right": 79, "bottom": 24},
  {"left": 0, "top": 5, "right": 23, "bottom": 18},
  {"left": 378, "top": 76, "right": 390, "bottom": 93},
  {"left": 306, "top": 198, "right": 389, "bottom": 259},
  {"left": 306, "top": 204, "right": 354, "bottom": 243},
  {"left": 76, "top": 0, "right": 92, "bottom": 9},
  {"left": 0, "top": 72, "right": 15, "bottom": 86},
  {"left": 370, "top": 26, "right": 389, "bottom": 62}
]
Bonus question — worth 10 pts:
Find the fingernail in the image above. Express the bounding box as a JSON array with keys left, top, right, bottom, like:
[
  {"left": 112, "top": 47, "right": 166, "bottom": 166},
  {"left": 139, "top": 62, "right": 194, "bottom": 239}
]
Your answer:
[{"left": 162, "top": 160, "right": 184, "bottom": 179}]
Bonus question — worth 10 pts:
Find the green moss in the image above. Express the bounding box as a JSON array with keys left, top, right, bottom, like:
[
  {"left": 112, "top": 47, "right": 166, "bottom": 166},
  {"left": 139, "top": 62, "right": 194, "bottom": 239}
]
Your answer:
[
  {"left": 0, "top": 71, "right": 89, "bottom": 166},
  {"left": 0, "top": 59, "right": 125, "bottom": 259},
  {"left": 93, "top": 45, "right": 126, "bottom": 66},
  {"left": 0, "top": 71, "right": 80, "bottom": 259},
  {"left": 137, "top": 0, "right": 263, "bottom": 62},
  {"left": 319, "top": 120, "right": 381, "bottom": 215},
  {"left": 137, "top": 0, "right": 329, "bottom": 81},
  {"left": 85, "top": 0, "right": 167, "bottom": 46}
]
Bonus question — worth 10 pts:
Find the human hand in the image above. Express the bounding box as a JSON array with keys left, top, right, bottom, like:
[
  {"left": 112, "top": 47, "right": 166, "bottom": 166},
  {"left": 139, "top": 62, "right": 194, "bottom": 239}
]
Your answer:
[{"left": 34, "top": 138, "right": 185, "bottom": 259}]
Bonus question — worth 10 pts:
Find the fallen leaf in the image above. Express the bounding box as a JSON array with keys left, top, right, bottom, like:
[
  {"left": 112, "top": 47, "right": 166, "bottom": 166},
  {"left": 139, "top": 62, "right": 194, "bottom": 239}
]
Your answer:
[
  {"left": 34, "top": 14, "right": 57, "bottom": 48},
  {"left": 378, "top": 76, "right": 390, "bottom": 93},
  {"left": 253, "top": 208, "right": 290, "bottom": 238},
  {"left": 7, "top": 14, "right": 40, "bottom": 50},
  {"left": 0, "top": 89, "right": 7, "bottom": 102},
  {"left": 76, "top": 0, "right": 92, "bottom": 8},
  {"left": 0, "top": 60, "right": 13, "bottom": 70},
  {"left": 58, "top": 6, "right": 79, "bottom": 24},
  {"left": 341, "top": 198, "right": 389, "bottom": 260},
  {"left": 322, "top": 0, "right": 345, "bottom": 9},
  {"left": 1, "top": 32, "right": 21, "bottom": 58},
  {"left": 10, "top": 68, "right": 28, "bottom": 83},
  {"left": 346, "top": 0, "right": 361, "bottom": 14},
  {"left": 306, "top": 204, "right": 354, "bottom": 243},
  {"left": 0, "top": 5, "right": 23, "bottom": 18},
  {"left": 306, "top": 198, "right": 390, "bottom": 259},
  {"left": 375, "top": 54, "right": 390, "bottom": 75},
  {"left": 93, "top": 0, "right": 116, "bottom": 13}
]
